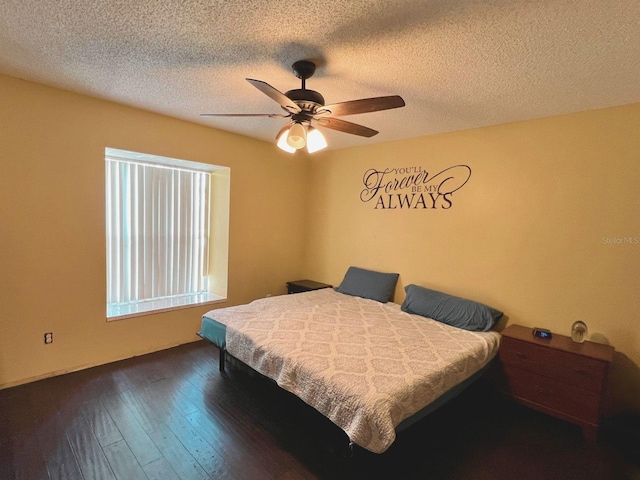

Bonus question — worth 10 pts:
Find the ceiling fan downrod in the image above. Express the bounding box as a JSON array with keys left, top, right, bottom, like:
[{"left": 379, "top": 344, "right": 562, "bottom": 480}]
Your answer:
[{"left": 285, "top": 61, "right": 325, "bottom": 109}]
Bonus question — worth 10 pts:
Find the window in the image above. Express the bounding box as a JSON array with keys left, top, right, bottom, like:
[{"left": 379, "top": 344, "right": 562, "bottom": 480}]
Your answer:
[{"left": 105, "top": 148, "right": 229, "bottom": 319}]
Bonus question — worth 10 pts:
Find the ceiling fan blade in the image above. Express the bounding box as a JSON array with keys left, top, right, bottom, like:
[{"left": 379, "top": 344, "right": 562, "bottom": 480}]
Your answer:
[
  {"left": 316, "top": 117, "right": 379, "bottom": 137},
  {"left": 246, "top": 78, "right": 301, "bottom": 113},
  {"left": 317, "top": 95, "right": 405, "bottom": 117},
  {"left": 200, "top": 113, "right": 290, "bottom": 118}
]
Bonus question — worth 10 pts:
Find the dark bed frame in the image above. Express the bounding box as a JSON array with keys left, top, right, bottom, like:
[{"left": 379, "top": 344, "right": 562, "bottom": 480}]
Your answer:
[{"left": 196, "top": 331, "right": 494, "bottom": 456}]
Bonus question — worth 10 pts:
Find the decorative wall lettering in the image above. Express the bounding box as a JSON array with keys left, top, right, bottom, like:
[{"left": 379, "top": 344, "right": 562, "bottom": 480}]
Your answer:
[{"left": 360, "top": 165, "right": 472, "bottom": 209}]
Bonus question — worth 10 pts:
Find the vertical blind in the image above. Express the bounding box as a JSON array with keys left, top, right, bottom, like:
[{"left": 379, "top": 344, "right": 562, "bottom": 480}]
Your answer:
[{"left": 106, "top": 157, "right": 211, "bottom": 310}]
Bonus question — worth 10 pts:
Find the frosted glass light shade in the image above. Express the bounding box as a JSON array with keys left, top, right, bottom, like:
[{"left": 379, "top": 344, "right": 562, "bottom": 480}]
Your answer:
[
  {"left": 276, "top": 128, "right": 296, "bottom": 153},
  {"left": 286, "top": 122, "right": 307, "bottom": 149},
  {"left": 306, "top": 126, "right": 327, "bottom": 153}
]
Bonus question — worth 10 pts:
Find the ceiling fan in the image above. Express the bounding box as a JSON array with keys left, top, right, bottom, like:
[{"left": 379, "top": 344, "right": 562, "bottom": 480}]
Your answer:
[{"left": 201, "top": 60, "right": 405, "bottom": 153}]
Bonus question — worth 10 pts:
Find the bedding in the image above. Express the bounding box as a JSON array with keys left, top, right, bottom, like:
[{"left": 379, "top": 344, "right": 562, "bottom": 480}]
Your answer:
[
  {"left": 201, "top": 288, "right": 500, "bottom": 454},
  {"left": 335, "top": 266, "right": 399, "bottom": 303},
  {"left": 401, "top": 284, "right": 503, "bottom": 332}
]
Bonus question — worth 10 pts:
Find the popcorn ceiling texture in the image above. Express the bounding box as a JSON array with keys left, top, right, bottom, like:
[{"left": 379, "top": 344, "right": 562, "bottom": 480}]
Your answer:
[{"left": 0, "top": 0, "right": 638, "bottom": 150}]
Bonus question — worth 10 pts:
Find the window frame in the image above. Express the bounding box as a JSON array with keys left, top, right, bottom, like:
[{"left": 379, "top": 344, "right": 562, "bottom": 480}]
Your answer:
[{"left": 105, "top": 148, "right": 229, "bottom": 320}]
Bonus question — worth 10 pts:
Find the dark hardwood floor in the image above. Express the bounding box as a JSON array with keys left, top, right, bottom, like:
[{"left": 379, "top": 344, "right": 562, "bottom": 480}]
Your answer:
[{"left": 1, "top": 340, "right": 638, "bottom": 480}]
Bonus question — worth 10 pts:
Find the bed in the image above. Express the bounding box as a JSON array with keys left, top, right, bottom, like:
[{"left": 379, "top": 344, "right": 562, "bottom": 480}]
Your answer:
[{"left": 198, "top": 269, "right": 502, "bottom": 454}]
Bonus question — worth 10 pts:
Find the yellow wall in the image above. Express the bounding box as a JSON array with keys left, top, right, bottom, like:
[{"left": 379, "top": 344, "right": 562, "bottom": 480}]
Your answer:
[
  {"left": 0, "top": 74, "right": 309, "bottom": 388},
  {"left": 304, "top": 104, "right": 640, "bottom": 413},
  {"left": 1, "top": 72, "right": 638, "bottom": 414}
]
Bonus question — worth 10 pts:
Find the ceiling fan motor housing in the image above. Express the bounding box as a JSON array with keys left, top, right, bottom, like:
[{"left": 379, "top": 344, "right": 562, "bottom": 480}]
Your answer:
[{"left": 285, "top": 88, "right": 325, "bottom": 112}]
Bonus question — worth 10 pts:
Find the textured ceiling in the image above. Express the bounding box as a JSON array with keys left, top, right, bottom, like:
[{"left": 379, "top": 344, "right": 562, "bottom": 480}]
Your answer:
[{"left": 1, "top": 0, "right": 638, "bottom": 151}]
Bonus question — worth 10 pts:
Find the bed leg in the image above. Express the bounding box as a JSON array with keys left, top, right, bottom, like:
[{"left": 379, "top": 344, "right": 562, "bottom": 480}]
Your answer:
[
  {"left": 348, "top": 441, "right": 355, "bottom": 458},
  {"left": 219, "top": 347, "right": 226, "bottom": 373}
]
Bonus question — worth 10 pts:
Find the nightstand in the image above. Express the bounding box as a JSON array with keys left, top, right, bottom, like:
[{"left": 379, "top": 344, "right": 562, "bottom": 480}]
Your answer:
[
  {"left": 286, "top": 279, "right": 332, "bottom": 294},
  {"left": 499, "top": 324, "right": 614, "bottom": 440}
]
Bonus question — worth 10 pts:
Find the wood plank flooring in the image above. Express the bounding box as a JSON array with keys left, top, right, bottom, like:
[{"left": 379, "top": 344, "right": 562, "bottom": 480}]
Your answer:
[{"left": 0, "top": 340, "right": 638, "bottom": 480}]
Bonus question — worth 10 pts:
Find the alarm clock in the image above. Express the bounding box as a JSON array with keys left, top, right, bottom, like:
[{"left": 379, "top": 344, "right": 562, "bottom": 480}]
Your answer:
[{"left": 533, "top": 327, "right": 552, "bottom": 339}]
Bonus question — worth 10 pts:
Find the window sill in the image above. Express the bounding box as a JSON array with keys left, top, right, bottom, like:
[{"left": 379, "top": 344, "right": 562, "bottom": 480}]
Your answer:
[{"left": 107, "top": 293, "right": 227, "bottom": 321}]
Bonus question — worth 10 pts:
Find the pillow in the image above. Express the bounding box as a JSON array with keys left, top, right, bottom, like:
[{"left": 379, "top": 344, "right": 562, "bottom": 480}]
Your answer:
[
  {"left": 335, "top": 266, "right": 399, "bottom": 303},
  {"left": 401, "top": 284, "right": 502, "bottom": 332}
]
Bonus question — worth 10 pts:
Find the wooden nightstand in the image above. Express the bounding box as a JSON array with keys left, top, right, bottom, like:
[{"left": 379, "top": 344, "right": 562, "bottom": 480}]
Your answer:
[
  {"left": 499, "top": 324, "right": 614, "bottom": 440},
  {"left": 286, "top": 279, "right": 332, "bottom": 294}
]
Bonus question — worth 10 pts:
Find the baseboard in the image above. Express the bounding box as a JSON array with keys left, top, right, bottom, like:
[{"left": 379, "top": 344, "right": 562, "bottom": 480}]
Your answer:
[{"left": 0, "top": 338, "right": 203, "bottom": 391}]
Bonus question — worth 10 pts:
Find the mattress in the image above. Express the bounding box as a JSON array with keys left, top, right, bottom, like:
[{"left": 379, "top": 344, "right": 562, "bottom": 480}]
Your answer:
[{"left": 200, "top": 289, "right": 500, "bottom": 453}]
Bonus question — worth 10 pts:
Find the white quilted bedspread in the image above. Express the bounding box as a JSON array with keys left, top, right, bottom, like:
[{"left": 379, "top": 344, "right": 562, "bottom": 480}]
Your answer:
[{"left": 206, "top": 289, "right": 500, "bottom": 453}]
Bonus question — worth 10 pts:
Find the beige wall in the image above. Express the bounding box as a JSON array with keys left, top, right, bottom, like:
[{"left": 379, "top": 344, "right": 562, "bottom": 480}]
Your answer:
[
  {"left": 1, "top": 72, "right": 638, "bottom": 414},
  {"left": 304, "top": 104, "right": 640, "bottom": 413},
  {"left": 0, "top": 74, "right": 309, "bottom": 388}
]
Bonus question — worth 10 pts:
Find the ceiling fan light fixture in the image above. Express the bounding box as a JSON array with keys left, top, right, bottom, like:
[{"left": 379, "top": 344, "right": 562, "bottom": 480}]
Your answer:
[
  {"left": 286, "top": 122, "right": 307, "bottom": 149},
  {"left": 276, "top": 126, "right": 296, "bottom": 153},
  {"left": 201, "top": 60, "right": 405, "bottom": 152},
  {"left": 306, "top": 126, "right": 327, "bottom": 153}
]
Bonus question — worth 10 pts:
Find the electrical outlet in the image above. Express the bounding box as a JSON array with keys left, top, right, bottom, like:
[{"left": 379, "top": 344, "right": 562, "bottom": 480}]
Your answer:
[{"left": 44, "top": 332, "right": 53, "bottom": 344}]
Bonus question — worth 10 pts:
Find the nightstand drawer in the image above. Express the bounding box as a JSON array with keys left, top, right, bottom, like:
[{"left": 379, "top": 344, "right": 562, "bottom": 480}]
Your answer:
[
  {"left": 503, "top": 365, "right": 600, "bottom": 424},
  {"left": 499, "top": 324, "right": 614, "bottom": 439},
  {"left": 500, "top": 336, "right": 607, "bottom": 392}
]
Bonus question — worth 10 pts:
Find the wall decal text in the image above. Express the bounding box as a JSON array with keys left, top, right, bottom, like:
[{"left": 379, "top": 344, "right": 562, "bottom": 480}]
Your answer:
[{"left": 360, "top": 165, "right": 472, "bottom": 209}]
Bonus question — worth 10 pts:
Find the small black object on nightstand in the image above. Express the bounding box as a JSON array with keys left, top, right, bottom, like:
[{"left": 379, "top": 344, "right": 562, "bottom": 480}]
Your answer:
[
  {"left": 532, "top": 327, "right": 552, "bottom": 339},
  {"left": 286, "top": 279, "right": 333, "bottom": 294}
]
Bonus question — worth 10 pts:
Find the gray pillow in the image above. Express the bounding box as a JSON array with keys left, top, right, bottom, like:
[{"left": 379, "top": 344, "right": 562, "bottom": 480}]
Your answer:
[
  {"left": 335, "top": 266, "right": 399, "bottom": 303},
  {"left": 401, "top": 284, "right": 502, "bottom": 332}
]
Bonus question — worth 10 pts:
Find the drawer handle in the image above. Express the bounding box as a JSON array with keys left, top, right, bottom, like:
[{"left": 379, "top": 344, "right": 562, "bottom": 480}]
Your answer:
[
  {"left": 515, "top": 352, "right": 527, "bottom": 359},
  {"left": 573, "top": 368, "right": 588, "bottom": 376}
]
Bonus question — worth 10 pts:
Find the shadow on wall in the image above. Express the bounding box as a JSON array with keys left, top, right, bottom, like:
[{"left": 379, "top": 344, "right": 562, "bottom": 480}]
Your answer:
[
  {"left": 590, "top": 331, "right": 640, "bottom": 416},
  {"left": 493, "top": 315, "right": 509, "bottom": 333},
  {"left": 610, "top": 352, "right": 640, "bottom": 417}
]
